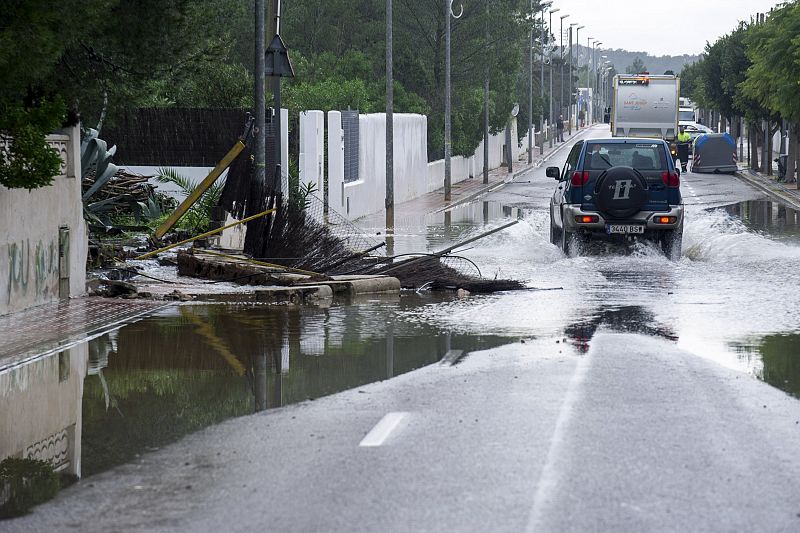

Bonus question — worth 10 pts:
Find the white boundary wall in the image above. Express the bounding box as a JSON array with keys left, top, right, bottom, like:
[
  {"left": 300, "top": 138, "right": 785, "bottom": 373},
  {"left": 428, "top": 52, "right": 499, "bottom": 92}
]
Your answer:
[
  {"left": 304, "top": 112, "right": 523, "bottom": 221},
  {"left": 327, "top": 112, "right": 428, "bottom": 220},
  {"left": 0, "top": 126, "right": 87, "bottom": 315},
  {"left": 299, "top": 110, "right": 325, "bottom": 194}
]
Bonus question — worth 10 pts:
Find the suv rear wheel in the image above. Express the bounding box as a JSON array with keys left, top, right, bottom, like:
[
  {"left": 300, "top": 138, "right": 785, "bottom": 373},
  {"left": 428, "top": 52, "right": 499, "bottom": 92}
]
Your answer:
[
  {"left": 660, "top": 225, "right": 683, "bottom": 260},
  {"left": 561, "top": 229, "right": 583, "bottom": 256}
]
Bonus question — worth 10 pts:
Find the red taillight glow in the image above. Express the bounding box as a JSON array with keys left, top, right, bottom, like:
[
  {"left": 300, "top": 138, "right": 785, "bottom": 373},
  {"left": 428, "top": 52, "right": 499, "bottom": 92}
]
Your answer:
[
  {"left": 661, "top": 170, "right": 680, "bottom": 188},
  {"left": 571, "top": 171, "right": 590, "bottom": 186},
  {"left": 654, "top": 216, "right": 677, "bottom": 224},
  {"left": 575, "top": 215, "right": 599, "bottom": 223}
]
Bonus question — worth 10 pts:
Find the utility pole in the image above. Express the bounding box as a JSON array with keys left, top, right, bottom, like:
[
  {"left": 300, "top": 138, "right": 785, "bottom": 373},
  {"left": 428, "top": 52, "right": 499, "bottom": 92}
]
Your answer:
[
  {"left": 444, "top": 0, "right": 463, "bottom": 202},
  {"left": 386, "top": 0, "right": 394, "bottom": 253},
  {"left": 268, "top": 0, "right": 281, "bottom": 193},
  {"left": 255, "top": 0, "right": 266, "bottom": 189}
]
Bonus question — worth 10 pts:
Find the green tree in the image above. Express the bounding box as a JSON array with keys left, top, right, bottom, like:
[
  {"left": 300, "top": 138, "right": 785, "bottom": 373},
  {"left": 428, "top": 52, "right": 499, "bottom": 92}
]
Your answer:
[
  {"left": 0, "top": 0, "right": 241, "bottom": 189},
  {"left": 742, "top": 3, "right": 800, "bottom": 180},
  {"left": 625, "top": 57, "right": 647, "bottom": 74}
]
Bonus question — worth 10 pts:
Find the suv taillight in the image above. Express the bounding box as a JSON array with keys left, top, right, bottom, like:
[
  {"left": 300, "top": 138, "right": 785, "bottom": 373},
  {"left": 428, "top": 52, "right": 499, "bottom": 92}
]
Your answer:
[
  {"left": 661, "top": 170, "right": 680, "bottom": 188},
  {"left": 571, "top": 171, "right": 590, "bottom": 186}
]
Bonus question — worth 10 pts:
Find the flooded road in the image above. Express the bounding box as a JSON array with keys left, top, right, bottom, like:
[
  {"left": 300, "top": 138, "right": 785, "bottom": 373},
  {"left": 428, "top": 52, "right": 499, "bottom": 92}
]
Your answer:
[
  {"left": 6, "top": 129, "right": 800, "bottom": 531},
  {"left": 7, "top": 131, "right": 800, "bottom": 484}
]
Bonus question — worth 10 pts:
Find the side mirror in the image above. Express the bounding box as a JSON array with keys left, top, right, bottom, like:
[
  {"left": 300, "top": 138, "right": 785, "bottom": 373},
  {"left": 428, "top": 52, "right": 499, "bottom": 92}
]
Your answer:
[{"left": 546, "top": 166, "right": 561, "bottom": 180}]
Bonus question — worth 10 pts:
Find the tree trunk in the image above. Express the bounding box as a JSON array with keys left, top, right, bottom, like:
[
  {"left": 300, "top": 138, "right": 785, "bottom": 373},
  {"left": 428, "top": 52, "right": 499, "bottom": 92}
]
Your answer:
[
  {"left": 750, "top": 122, "right": 760, "bottom": 171},
  {"left": 789, "top": 122, "right": 800, "bottom": 183}
]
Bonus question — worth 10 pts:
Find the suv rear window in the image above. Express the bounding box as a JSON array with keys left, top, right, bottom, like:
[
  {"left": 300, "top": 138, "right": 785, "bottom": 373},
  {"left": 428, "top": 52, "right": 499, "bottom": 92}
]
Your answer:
[{"left": 584, "top": 143, "right": 668, "bottom": 171}]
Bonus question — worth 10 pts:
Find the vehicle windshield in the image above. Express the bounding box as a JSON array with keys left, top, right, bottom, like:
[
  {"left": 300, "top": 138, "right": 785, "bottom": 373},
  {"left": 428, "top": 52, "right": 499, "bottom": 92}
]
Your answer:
[
  {"left": 584, "top": 143, "right": 668, "bottom": 171},
  {"left": 679, "top": 110, "right": 696, "bottom": 121}
]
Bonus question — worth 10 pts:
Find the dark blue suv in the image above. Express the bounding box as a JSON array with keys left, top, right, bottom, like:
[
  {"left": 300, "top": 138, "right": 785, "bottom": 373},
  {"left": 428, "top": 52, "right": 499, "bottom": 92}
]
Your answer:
[{"left": 547, "top": 138, "right": 684, "bottom": 259}]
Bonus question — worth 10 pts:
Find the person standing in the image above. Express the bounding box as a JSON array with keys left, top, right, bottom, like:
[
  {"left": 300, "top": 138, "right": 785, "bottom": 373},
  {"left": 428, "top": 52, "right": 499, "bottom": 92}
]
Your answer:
[
  {"left": 557, "top": 115, "right": 565, "bottom": 142},
  {"left": 676, "top": 126, "right": 691, "bottom": 172}
]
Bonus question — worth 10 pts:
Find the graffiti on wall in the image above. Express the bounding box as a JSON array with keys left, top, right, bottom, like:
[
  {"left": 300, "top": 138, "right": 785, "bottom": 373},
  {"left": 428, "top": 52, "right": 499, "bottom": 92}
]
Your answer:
[{"left": 4, "top": 238, "right": 60, "bottom": 306}]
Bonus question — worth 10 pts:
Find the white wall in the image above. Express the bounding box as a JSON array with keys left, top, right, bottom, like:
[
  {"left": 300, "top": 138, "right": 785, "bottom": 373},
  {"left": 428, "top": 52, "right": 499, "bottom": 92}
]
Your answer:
[
  {"left": 0, "top": 126, "right": 87, "bottom": 315},
  {"left": 427, "top": 119, "right": 517, "bottom": 198},
  {"left": 327, "top": 112, "right": 428, "bottom": 220},
  {"left": 300, "top": 111, "right": 325, "bottom": 223},
  {"left": 308, "top": 112, "right": 521, "bottom": 221}
]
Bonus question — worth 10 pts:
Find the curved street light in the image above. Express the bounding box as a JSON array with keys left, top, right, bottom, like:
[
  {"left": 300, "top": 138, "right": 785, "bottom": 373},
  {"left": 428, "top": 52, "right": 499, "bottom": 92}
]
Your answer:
[
  {"left": 548, "top": 7, "right": 560, "bottom": 144},
  {"left": 444, "top": 0, "right": 464, "bottom": 201}
]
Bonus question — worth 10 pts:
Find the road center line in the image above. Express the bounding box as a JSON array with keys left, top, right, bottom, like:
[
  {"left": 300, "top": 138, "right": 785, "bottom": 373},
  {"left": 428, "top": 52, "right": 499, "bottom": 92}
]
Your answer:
[
  {"left": 359, "top": 412, "right": 408, "bottom": 447},
  {"left": 525, "top": 351, "right": 593, "bottom": 533}
]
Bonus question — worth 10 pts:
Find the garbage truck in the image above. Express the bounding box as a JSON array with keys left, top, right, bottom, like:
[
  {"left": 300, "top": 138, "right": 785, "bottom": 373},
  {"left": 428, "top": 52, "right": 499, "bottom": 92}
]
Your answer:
[{"left": 611, "top": 74, "right": 680, "bottom": 142}]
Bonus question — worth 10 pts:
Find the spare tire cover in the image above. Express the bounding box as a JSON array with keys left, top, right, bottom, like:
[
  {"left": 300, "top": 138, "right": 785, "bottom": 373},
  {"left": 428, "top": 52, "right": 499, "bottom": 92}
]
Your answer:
[{"left": 593, "top": 166, "right": 649, "bottom": 219}]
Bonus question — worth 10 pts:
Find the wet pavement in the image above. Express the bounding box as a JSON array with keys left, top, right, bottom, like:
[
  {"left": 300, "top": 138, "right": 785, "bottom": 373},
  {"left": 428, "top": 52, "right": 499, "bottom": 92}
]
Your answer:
[{"left": 5, "top": 126, "right": 800, "bottom": 530}]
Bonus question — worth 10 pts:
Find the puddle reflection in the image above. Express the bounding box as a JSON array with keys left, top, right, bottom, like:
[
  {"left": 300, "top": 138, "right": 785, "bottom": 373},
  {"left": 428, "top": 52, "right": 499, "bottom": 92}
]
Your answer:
[
  {"left": 724, "top": 200, "right": 800, "bottom": 241},
  {"left": 2, "top": 298, "right": 516, "bottom": 480},
  {"left": 731, "top": 334, "right": 800, "bottom": 398}
]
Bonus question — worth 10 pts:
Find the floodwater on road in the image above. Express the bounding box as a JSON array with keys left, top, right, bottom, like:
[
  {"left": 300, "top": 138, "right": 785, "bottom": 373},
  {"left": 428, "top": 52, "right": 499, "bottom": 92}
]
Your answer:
[
  {"left": 405, "top": 197, "right": 800, "bottom": 400},
  {"left": 4, "top": 169, "right": 800, "bottom": 489}
]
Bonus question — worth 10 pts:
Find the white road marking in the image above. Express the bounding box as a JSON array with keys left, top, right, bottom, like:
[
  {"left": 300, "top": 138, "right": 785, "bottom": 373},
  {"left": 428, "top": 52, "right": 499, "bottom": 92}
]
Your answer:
[
  {"left": 359, "top": 412, "right": 408, "bottom": 447},
  {"left": 526, "top": 351, "right": 593, "bottom": 533}
]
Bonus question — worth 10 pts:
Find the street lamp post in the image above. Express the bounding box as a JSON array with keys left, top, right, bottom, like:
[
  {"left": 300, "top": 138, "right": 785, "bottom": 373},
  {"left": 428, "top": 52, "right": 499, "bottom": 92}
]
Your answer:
[
  {"left": 559, "top": 14, "right": 569, "bottom": 130},
  {"left": 587, "top": 37, "right": 593, "bottom": 123},
  {"left": 568, "top": 22, "right": 577, "bottom": 135},
  {"left": 444, "top": 0, "right": 463, "bottom": 202},
  {"left": 574, "top": 25, "right": 584, "bottom": 131},
  {"left": 548, "top": 8, "right": 559, "bottom": 147},
  {"left": 528, "top": 0, "right": 533, "bottom": 164},
  {"left": 540, "top": 3, "right": 549, "bottom": 155},
  {"left": 483, "top": 0, "right": 489, "bottom": 184},
  {"left": 386, "top": 0, "right": 394, "bottom": 254},
  {"left": 593, "top": 41, "right": 602, "bottom": 121}
]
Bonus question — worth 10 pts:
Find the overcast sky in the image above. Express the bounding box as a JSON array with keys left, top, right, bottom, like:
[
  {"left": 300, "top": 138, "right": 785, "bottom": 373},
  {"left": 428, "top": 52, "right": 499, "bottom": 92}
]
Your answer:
[{"left": 546, "top": 0, "right": 782, "bottom": 56}]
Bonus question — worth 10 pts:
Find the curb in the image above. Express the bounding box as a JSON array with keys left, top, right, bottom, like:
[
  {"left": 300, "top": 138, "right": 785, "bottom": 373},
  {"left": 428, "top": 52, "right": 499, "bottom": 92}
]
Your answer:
[
  {"left": 434, "top": 126, "right": 595, "bottom": 214},
  {"left": 297, "top": 276, "right": 401, "bottom": 297},
  {"left": 734, "top": 170, "right": 800, "bottom": 211}
]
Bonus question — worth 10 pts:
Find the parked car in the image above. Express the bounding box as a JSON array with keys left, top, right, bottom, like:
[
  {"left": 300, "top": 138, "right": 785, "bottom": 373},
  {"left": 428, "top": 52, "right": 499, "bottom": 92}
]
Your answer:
[
  {"left": 691, "top": 133, "right": 738, "bottom": 174},
  {"left": 547, "top": 138, "right": 684, "bottom": 259}
]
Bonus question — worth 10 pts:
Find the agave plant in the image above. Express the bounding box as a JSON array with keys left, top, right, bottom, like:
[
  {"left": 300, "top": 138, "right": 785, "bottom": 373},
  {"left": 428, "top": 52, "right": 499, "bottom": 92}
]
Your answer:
[{"left": 154, "top": 167, "right": 225, "bottom": 234}]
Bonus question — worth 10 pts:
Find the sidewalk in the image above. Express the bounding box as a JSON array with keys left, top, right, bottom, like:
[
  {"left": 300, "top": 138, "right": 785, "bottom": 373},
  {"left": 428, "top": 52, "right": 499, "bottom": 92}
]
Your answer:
[
  {"left": 0, "top": 298, "right": 168, "bottom": 371},
  {"left": 734, "top": 167, "right": 800, "bottom": 211}
]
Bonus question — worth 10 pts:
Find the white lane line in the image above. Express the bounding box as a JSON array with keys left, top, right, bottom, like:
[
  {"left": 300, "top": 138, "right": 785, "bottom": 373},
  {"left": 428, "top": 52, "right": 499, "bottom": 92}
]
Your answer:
[
  {"left": 359, "top": 412, "right": 408, "bottom": 447},
  {"left": 525, "top": 352, "right": 593, "bottom": 533}
]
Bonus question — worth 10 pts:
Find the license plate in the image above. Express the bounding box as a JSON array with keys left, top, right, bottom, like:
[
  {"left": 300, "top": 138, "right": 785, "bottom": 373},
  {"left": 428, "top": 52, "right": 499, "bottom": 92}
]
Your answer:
[{"left": 606, "top": 224, "right": 645, "bottom": 235}]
